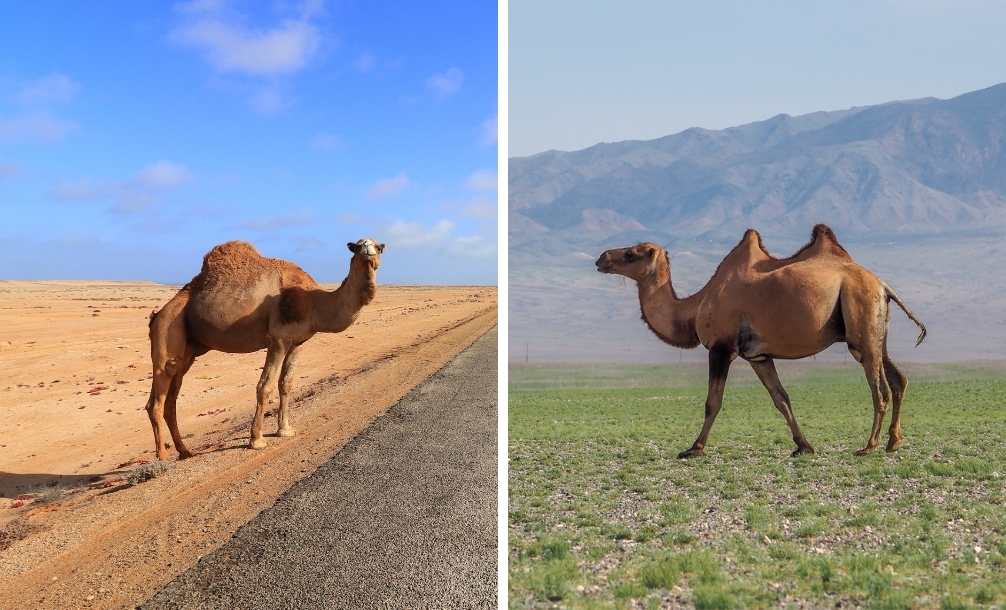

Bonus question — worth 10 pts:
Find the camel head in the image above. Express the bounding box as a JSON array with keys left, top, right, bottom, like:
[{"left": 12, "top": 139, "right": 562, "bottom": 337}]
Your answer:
[
  {"left": 347, "top": 238, "right": 386, "bottom": 271},
  {"left": 595, "top": 242, "right": 666, "bottom": 281}
]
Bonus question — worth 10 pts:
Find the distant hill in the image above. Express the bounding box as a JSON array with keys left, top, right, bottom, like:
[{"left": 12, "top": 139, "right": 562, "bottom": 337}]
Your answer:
[{"left": 509, "top": 84, "right": 1006, "bottom": 363}]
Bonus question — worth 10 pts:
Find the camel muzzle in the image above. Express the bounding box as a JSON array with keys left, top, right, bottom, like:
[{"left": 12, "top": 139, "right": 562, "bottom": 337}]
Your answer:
[{"left": 595, "top": 254, "right": 613, "bottom": 273}]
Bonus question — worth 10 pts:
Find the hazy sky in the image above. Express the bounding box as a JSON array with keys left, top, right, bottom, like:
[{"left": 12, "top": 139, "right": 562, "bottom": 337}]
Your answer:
[
  {"left": 0, "top": 1, "right": 497, "bottom": 284},
  {"left": 510, "top": 0, "right": 1006, "bottom": 157}
]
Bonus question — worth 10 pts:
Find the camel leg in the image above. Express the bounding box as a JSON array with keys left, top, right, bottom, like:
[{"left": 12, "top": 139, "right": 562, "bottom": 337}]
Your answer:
[
  {"left": 855, "top": 350, "right": 891, "bottom": 456},
  {"left": 678, "top": 346, "right": 734, "bottom": 459},
  {"left": 146, "top": 288, "right": 191, "bottom": 461},
  {"left": 250, "top": 340, "right": 288, "bottom": 449},
  {"left": 750, "top": 358, "right": 815, "bottom": 457},
  {"left": 146, "top": 371, "right": 173, "bottom": 461},
  {"left": 164, "top": 352, "right": 196, "bottom": 459},
  {"left": 275, "top": 343, "right": 303, "bottom": 438},
  {"left": 883, "top": 348, "right": 907, "bottom": 452}
]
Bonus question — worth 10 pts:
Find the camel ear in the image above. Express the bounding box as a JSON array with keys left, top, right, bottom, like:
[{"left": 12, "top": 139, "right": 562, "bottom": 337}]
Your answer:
[
  {"left": 377, "top": 243, "right": 386, "bottom": 253},
  {"left": 347, "top": 242, "right": 359, "bottom": 253}
]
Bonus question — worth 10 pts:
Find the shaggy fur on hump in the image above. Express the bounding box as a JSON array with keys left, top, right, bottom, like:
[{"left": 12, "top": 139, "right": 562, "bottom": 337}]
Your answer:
[{"left": 192, "top": 240, "right": 315, "bottom": 291}]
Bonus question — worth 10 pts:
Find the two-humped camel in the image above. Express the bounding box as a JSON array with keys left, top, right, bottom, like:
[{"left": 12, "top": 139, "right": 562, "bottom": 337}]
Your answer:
[
  {"left": 596, "top": 225, "right": 927, "bottom": 458},
  {"left": 145, "top": 239, "right": 384, "bottom": 460}
]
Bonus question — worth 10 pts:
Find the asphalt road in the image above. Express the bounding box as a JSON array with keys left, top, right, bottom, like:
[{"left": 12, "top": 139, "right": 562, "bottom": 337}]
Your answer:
[{"left": 142, "top": 327, "right": 498, "bottom": 610}]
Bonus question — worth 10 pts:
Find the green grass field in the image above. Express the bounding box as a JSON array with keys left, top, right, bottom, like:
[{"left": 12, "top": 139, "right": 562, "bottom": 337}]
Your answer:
[{"left": 509, "top": 362, "right": 1006, "bottom": 610}]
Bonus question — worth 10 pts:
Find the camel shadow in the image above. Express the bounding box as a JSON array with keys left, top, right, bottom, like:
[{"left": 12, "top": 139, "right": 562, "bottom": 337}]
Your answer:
[{"left": 0, "top": 472, "right": 107, "bottom": 499}]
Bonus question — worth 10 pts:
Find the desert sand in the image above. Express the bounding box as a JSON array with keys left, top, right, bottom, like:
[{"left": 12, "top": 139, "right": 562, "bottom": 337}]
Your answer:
[{"left": 0, "top": 280, "right": 496, "bottom": 609}]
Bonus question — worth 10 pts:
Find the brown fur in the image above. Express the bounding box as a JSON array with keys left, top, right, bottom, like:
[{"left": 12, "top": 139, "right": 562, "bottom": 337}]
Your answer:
[
  {"left": 596, "top": 225, "right": 926, "bottom": 458},
  {"left": 144, "top": 238, "right": 383, "bottom": 460}
]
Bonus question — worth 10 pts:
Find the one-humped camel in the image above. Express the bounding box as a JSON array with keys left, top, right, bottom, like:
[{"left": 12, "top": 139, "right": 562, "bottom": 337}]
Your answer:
[
  {"left": 145, "top": 239, "right": 384, "bottom": 460},
  {"left": 595, "top": 225, "right": 927, "bottom": 458}
]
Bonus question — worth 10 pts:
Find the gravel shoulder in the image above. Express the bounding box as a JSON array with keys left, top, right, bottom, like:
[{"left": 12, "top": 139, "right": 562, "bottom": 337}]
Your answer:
[{"left": 142, "top": 326, "right": 498, "bottom": 610}]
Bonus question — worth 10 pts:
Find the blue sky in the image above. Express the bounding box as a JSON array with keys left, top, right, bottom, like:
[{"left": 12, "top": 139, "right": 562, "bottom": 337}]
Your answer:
[
  {"left": 510, "top": 0, "right": 1006, "bottom": 156},
  {"left": 0, "top": 0, "right": 497, "bottom": 284}
]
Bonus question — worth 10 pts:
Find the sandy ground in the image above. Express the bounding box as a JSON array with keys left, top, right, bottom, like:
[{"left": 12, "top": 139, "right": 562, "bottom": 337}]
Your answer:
[
  {"left": 143, "top": 328, "right": 497, "bottom": 609},
  {"left": 0, "top": 280, "right": 496, "bottom": 609}
]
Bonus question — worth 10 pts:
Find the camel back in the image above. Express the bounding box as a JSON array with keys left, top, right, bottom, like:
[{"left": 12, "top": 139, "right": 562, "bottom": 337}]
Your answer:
[{"left": 191, "top": 241, "right": 313, "bottom": 291}]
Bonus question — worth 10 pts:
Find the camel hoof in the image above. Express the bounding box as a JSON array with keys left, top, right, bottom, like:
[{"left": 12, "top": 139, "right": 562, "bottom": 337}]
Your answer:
[
  {"left": 885, "top": 441, "right": 901, "bottom": 453},
  {"left": 791, "top": 446, "right": 815, "bottom": 457},
  {"left": 277, "top": 427, "right": 296, "bottom": 438},
  {"left": 248, "top": 438, "right": 267, "bottom": 450},
  {"left": 677, "top": 448, "right": 705, "bottom": 459},
  {"left": 156, "top": 452, "right": 171, "bottom": 461},
  {"left": 177, "top": 448, "right": 195, "bottom": 460}
]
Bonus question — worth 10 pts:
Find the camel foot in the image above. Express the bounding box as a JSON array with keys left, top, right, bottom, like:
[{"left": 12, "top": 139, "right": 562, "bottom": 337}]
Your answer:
[
  {"left": 854, "top": 446, "right": 876, "bottom": 456},
  {"left": 248, "top": 438, "right": 267, "bottom": 450},
  {"left": 886, "top": 439, "right": 902, "bottom": 453},
  {"left": 677, "top": 447, "right": 705, "bottom": 459},
  {"left": 277, "top": 427, "right": 296, "bottom": 438},
  {"left": 177, "top": 447, "right": 195, "bottom": 460},
  {"left": 791, "top": 445, "right": 815, "bottom": 457},
  {"left": 156, "top": 451, "right": 171, "bottom": 461}
]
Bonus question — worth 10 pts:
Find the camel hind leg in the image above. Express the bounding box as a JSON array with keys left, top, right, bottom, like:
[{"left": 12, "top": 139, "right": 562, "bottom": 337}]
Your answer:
[
  {"left": 146, "top": 287, "right": 193, "bottom": 460},
  {"left": 883, "top": 345, "right": 907, "bottom": 452},
  {"left": 164, "top": 351, "right": 197, "bottom": 458},
  {"left": 841, "top": 277, "right": 892, "bottom": 456}
]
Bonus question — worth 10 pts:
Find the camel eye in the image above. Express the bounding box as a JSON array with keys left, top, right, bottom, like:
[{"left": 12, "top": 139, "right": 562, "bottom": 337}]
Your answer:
[{"left": 624, "top": 251, "right": 639, "bottom": 262}]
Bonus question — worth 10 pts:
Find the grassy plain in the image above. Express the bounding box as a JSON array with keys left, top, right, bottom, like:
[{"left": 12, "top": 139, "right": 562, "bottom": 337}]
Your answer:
[{"left": 509, "top": 362, "right": 1006, "bottom": 609}]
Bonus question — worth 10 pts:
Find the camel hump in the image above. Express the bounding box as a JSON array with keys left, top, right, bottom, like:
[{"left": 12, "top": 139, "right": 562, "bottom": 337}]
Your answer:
[
  {"left": 200, "top": 240, "right": 262, "bottom": 270},
  {"left": 810, "top": 224, "right": 850, "bottom": 257}
]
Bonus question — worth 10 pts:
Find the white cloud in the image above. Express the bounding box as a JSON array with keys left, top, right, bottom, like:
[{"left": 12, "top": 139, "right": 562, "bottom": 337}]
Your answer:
[
  {"left": 382, "top": 218, "right": 495, "bottom": 259},
  {"left": 367, "top": 172, "right": 409, "bottom": 198},
  {"left": 17, "top": 74, "right": 79, "bottom": 106},
  {"left": 136, "top": 161, "right": 191, "bottom": 189},
  {"left": 51, "top": 178, "right": 105, "bottom": 201},
  {"left": 171, "top": 11, "right": 321, "bottom": 76},
  {"left": 311, "top": 131, "right": 340, "bottom": 150},
  {"left": 481, "top": 114, "right": 497, "bottom": 146},
  {"left": 450, "top": 234, "right": 496, "bottom": 258},
  {"left": 249, "top": 87, "right": 288, "bottom": 114},
  {"left": 355, "top": 52, "right": 376, "bottom": 73},
  {"left": 51, "top": 161, "right": 192, "bottom": 213},
  {"left": 466, "top": 169, "right": 497, "bottom": 191},
  {"left": 463, "top": 198, "right": 497, "bottom": 219},
  {"left": 0, "top": 114, "right": 77, "bottom": 143},
  {"left": 426, "top": 67, "right": 464, "bottom": 99},
  {"left": 386, "top": 219, "right": 455, "bottom": 247}
]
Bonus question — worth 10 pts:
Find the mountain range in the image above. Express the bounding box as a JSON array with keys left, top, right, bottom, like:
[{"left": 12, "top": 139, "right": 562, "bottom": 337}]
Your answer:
[{"left": 509, "top": 83, "right": 1006, "bottom": 363}]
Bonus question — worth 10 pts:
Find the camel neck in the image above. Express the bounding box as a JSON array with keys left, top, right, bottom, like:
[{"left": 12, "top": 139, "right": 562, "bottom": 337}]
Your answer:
[
  {"left": 312, "top": 261, "right": 376, "bottom": 333},
  {"left": 636, "top": 257, "right": 701, "bottom": 349}
]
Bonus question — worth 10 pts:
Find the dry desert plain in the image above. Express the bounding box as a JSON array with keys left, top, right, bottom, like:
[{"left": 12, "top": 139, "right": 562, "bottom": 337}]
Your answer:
[{"left": 0, "top": 280, "right": 497, "bottom": 609}]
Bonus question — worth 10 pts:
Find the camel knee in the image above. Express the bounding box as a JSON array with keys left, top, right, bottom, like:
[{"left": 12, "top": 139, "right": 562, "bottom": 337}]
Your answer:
[{"left": 256, "top": 384, "right": 275, "bottom": 405}]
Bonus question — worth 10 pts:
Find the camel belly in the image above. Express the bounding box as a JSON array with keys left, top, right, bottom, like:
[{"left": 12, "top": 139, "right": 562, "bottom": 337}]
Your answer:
[
  {"left": 185, "top": 284, "right": 276, "bottom": 353},
  {"left": 705, "top": 268, "right": 845, "bottom": 360}
]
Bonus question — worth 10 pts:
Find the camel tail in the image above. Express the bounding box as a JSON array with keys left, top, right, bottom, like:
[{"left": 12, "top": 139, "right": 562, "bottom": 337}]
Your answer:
[{"left": 882, "top": 281, "right": 927, "bottom": 347}]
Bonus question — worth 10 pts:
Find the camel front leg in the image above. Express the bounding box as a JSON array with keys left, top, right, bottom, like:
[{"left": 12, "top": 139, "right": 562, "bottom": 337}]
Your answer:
[
  {"left": 750, "top": 358, "right": 814, "bottom": 457},
  {"left": 250, "top": 341, "right": 288, "bottom": 450},
  {"left": 678, "top": 347, "right": 734, "bottom": 459},
  {"left": 276, "top": 343, "right": 303, "bottom": 438}
]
